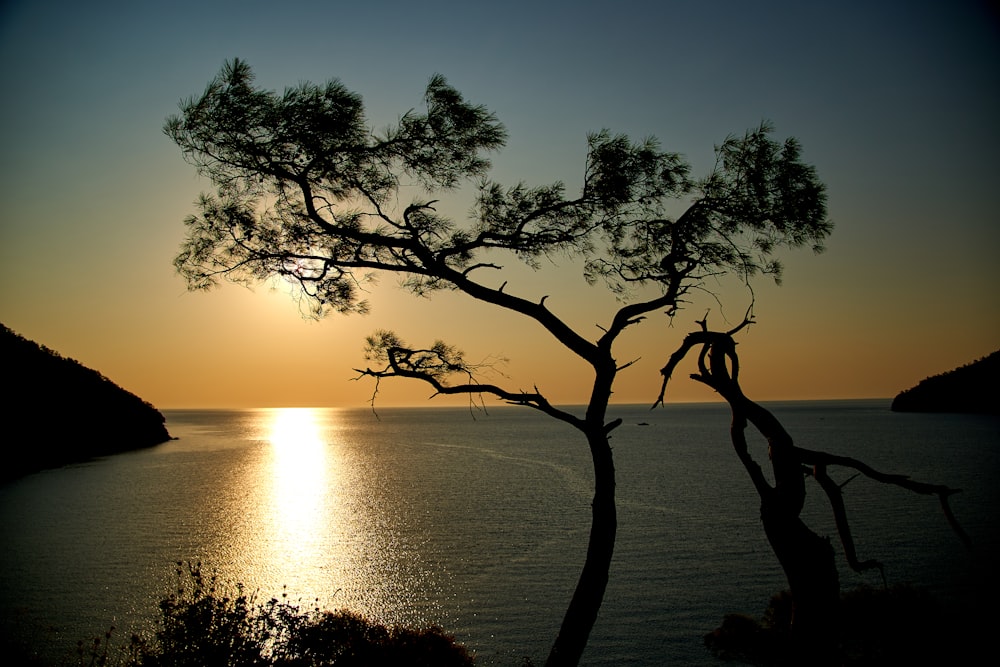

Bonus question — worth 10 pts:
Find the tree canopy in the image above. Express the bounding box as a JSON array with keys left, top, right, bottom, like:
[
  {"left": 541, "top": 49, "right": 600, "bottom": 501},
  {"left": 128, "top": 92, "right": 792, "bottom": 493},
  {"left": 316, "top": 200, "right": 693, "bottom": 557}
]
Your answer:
[
  {"left": 167, "top": 59, "right": 829, "bottom": 334},
  {"left": 166, "top": 59, "right": 832, "bottom": 666}
]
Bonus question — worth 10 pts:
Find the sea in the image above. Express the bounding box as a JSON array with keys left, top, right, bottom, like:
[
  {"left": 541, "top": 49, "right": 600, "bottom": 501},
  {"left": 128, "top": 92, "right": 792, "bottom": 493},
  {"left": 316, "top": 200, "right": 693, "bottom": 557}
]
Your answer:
[{"left": 0, "top": 400, "right": 997, "bottom": 665}]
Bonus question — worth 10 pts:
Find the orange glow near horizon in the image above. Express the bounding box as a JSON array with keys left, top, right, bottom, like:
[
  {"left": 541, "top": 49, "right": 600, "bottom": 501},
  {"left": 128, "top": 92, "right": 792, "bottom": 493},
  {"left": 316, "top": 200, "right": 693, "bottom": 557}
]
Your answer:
[{"left": 0, "top": 3, "right": 996, "bottom": 411}]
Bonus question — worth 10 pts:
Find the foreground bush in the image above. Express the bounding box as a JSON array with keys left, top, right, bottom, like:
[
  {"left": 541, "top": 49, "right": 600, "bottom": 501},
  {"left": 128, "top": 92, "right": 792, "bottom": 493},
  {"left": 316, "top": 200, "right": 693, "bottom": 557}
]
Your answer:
[
  {"left": 704, "top": 584, "right": 966, "bottom": 666},
  {"left": 77, "top": 562, "right": 473, "bottom": 667}
]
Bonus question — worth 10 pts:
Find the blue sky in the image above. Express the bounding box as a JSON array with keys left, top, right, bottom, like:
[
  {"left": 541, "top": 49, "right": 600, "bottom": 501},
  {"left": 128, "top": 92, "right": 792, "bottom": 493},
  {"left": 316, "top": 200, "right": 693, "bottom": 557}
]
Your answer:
[{"left": 1, "top": 0, "right": 997, "bottom": 407}]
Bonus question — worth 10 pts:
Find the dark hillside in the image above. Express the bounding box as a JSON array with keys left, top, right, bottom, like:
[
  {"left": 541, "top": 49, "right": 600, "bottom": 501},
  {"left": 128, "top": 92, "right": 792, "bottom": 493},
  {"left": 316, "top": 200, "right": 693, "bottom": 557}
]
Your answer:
[
  {"left": 1, "top": 323, "right": 171, "bottom": 479},
  {"left": 891, "top": 350, "right": 1000, "bottom": 415}
]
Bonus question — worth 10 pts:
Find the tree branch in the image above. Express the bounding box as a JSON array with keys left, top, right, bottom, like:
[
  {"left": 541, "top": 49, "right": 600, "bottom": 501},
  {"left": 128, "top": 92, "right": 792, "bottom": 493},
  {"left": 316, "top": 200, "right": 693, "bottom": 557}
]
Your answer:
[
  {"left": 812, "top": 464, "right": 886, "bottom": 581},
  {"left": 355, "top": 338, "right": 584, "bottom": 430},
  {"left": 654, "top": 320, "right": 971, "bottom": 580},
  {"left": 796, "top": 446, "right": 971, "bottom": 548}
]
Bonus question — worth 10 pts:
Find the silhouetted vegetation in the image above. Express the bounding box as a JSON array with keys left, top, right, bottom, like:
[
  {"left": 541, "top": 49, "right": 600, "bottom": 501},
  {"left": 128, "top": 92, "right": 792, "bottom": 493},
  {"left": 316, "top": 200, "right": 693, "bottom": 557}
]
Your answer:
[
  {"left": 705, "top": 584, "right": 965, "bottom": 666},
  {"left": 891, "top": 350, "right": 1000, "bottom": 414},
  {"left": 65, "top": 562, "right": 473, "bottom": 667},
  {"left": 166, "top": 60, "right": 830, "bottom": 666},
  {"left": 0, "top": 324, "right": 171, "bottom": 480},
  {"left": 657, "top": 319, "right": 969, "bottom": 664}
]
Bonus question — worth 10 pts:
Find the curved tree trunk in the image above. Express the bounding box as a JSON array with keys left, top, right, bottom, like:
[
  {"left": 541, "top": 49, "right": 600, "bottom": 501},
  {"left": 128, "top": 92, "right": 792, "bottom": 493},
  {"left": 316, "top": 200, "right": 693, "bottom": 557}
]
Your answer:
[
  {"left": 680, "top": 333, "right": 843, "bottom": 661},
  {"left": 660, "top": 325, "right": 968, "bottom": 665},
  {"left": 738, "top": 401, "right": 842, "bottom": 656},
  {"left": 722, "top": 391, "right": 842, "bottom": 662},
  {"left": 545, "top": 429, "right": 617, "bottom": 667},
  {"left": 759, "top": 490, "right": 841, "bottom": 660}
]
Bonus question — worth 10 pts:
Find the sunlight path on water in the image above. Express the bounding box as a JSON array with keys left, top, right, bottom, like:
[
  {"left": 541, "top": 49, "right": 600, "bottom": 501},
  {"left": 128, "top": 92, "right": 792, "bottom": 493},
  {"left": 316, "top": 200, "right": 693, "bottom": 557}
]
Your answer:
[
  {"left": 224, "top": 408, "right": 441, "bottom": 627},
  {"left": 265, "top": 408, "right": 333, "bottom": 574}
]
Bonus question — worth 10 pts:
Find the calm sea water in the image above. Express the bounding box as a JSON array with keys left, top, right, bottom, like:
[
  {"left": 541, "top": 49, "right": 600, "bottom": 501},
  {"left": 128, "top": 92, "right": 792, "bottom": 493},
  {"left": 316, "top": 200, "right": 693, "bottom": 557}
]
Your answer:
[{"left": 1, "top": 400, "right": 997, "bottom": 665}]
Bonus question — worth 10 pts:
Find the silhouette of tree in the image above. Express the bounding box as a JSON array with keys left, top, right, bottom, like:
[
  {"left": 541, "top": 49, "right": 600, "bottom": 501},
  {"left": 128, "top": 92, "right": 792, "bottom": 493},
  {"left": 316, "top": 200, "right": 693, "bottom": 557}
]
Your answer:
[
  {"left": 165, "top": 59, "right": 831, "bottom": 666},
  {"left": 654, "top": 318, "right": 968, "bottom": 664}
]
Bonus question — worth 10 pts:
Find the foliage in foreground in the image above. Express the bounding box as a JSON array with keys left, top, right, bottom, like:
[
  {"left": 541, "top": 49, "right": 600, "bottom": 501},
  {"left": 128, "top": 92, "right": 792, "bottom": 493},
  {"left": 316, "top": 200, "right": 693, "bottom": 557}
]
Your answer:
[
  {"left": 73, "top": 562, "right": 473, "bottom": 667},
  {"left": 705, "top": 584, "right": 967, "bottom": 666}
]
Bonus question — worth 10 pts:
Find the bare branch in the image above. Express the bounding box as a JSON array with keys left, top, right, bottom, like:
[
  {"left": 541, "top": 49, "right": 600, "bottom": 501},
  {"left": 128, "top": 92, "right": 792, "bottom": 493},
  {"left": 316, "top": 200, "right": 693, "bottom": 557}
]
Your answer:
[
  {"left": 655, "top": 319, "right": 970, "bottom": 586},
  {"left": 616, "top": 357, "right": 640, "bottom": 372},
  {"left": 812, "top": 464, "right": 886, "bottom": 581},
  {"left": 355, "top": 333, "right": 583, "bottom": 429},
  {"left": 797, "top": 445, "right": 971, "bottom": 548}
]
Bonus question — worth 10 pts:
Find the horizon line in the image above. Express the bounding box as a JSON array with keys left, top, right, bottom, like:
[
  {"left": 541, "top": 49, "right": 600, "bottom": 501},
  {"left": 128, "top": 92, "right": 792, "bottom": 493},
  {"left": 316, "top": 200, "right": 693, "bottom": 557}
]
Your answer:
[{"left": 158, "top": 396, "right": 894, "bottom": 411}]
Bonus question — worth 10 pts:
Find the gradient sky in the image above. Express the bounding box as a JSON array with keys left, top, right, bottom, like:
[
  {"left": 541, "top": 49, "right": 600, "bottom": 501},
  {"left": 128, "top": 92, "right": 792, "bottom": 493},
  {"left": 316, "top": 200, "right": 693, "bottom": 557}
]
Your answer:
[{"left": 1, "top": 0, "right": 997, "bottom": 408}]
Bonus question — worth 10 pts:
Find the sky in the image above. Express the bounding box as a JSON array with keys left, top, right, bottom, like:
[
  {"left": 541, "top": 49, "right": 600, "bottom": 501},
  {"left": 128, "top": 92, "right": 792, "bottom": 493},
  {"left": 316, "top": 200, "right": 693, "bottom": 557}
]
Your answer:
[{"left": 0, "top": 0, "right": 997, "bottom": 409}]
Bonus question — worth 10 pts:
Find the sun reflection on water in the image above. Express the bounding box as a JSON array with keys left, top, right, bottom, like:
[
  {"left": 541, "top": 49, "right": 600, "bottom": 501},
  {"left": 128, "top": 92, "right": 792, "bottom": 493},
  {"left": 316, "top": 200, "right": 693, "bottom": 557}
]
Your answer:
[
  {"left": 207, "top": 408, "right": 444, "bottom": 628},
  {"left": 266, "top": 408, "right": 331, "bottom": 566}
]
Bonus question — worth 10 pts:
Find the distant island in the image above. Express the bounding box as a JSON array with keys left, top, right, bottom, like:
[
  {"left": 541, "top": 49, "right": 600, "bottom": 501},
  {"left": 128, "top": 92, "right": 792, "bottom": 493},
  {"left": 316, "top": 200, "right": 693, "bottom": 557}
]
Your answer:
[
  {"left": 891, "top": 350, "right": 1000, "bottom": 415},
  {"left": 1, "top": 323, "right": 172, "bottom": 480}
]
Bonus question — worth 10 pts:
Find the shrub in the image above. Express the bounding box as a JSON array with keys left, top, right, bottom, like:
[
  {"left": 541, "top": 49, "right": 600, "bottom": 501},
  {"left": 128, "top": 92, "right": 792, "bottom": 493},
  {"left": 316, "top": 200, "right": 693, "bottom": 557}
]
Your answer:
[
  {"left": 704, "top": 584, "right": 960, "bottom": 666},
  {"left": 76, "top": 562, "right": 473, "bottom": 667}
]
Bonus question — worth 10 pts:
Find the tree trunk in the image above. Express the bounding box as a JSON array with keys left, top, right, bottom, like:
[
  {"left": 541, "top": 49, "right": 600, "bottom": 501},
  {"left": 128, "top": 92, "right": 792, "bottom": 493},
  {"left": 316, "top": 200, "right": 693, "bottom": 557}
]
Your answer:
[
  {"left": 760, "top": 492, "right": 841, "bottom": 661},
  {"left": 667, "top": 329, "right": 963, "bottom": 665},
  {"left": 545, "top": 429, "right": 617, "bottom": 667},
  {"left": 729, "top": 399, "right": 840, "bottom": 660},
  {"left": 690, "top": 330, "right": 842, "bottom": 660},
  {"left": 733, "top": 399, "right": 842, "bottom": 662}
]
